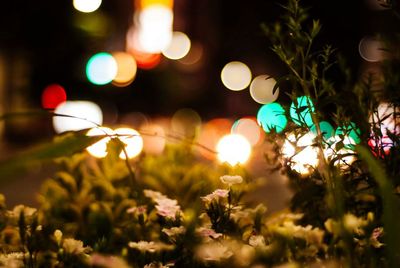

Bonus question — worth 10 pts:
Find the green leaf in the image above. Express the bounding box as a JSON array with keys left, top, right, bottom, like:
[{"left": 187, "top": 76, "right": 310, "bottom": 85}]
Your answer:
[{"left": 0, "top": 133, "right": 105, "bottom": 182}]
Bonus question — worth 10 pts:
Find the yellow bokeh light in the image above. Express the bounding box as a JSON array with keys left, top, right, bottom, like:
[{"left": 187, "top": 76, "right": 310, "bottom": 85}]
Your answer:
[
  {"left": 112, "top": 52, "right": 137, "bottom": 86},
  {"left": 282, "top": 132, "right": 319, "bottom": 176},
  {"left": 73, "top": 0, "right": 102, "bottom": 13},
  {"left": 114, "top": 128, "right": 144, "bottom": 159},
  {"left": 221, "top": 61, "right": 252, "bottom": 91},
  {"left": 171, "top": 108, "right": 201, "bottom": 138},
  {"left": 250, "top": 75, "right": 279, "bottom": 104},
  {"left": 86, "top": 127, "right": 114, "bottom": 158},
  {"left": 231, "top": 117, "right": 263, "bottom": 146},
  {"left": 140, "top": 124, "right": 166, "bottom": 155},
  {"left": 140, "top": 0, "right": 174, "bottom": 8},
  {"left": 324, "top": 136, "right": 356, "bottom": 169},
  {"left": 216, "top": 134, "right": 252, "bottom": 166},
  {"left": 162, "top": 32, "right": 191, "bottom": 60}
]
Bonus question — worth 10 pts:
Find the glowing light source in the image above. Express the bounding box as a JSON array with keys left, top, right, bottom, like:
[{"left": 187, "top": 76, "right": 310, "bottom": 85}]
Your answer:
[
  {"left": 290, "top": 96, "right": 315, "bottom": 127},
  {"left": 140, "top": 0, "right": 174, "bottom": 8},
  {"left": 231, "top": 117, "right": 263, "bottom": 146},
  {"left": 282, "top": 132, "right": 319, "bottom": 176},
  {"left": 310, "top": 121, "right": 334, "bottom": 141},
  {"left": 216, "top": 134, "right": 251, "bottom": 166},
  {"left": 73, "top": 0, "right": 102, "bottom": 13},
  {"left": 137, "top": 5, "right": 173, "bottom": 53},
  {"left": 86, "top": 127, "right": 114, "bottom": 158},
  {"left": 140, "top": 124, "right": 166, "bottom": 155},
  {"left": 257, "top": 103, "right": 287, "bottom": 133},
  {"left": 221, "top": 61, "right": 252, "bottom": 91},
  {"left": 53, "top": 101, "right": 103, "bottom": 133},
  {"left": 198, "top": 118, "right": 232, "bottom": 160},
  {"left": 249, "top": 75, "right": 279, "bottom": 104},
  {"left": 86, "top": 52, "right": 117, "bottom": 85},
  {"left": 324, "top": 136, "right": 356, "bottom": 168},
  {"left": 114, "top": 127, "right": 144, "bottom": 159},
  {"left": 112, "top": 52, "right": 137, "bottom": 86},
  {"left": 41, "top": 84, "right": 67, "bottom": 109},
  {"left": 162, "top": 32, "right": 191, "bottom": 60},
  {"left": 335, "top": 122, "right": 361, "bottom": 146},
  {"left": 359, "top": 36, "right": 386, "bottom": 62}
]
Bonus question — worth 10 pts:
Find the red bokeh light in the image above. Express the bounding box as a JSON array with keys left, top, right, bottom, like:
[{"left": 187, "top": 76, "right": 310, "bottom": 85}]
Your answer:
[{"left": 41, "top": 84, "right": 67, "bottom": 109}]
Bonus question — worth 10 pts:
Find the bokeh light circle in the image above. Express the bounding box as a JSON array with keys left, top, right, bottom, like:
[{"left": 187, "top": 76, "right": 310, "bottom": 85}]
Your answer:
[
  {"left": 221, "top": 61, "right": 252, "bottom": 91},
  {"left": 86, "top": 127, "right": 114, "bottom": 158},
  {"left": 114, "top": 128, "right": 144, "bottom": 159},
  {"left": 335, "top": 122, "right": 361, "bottom": 146},
  {"left": 282, "top": 132, "right": 319, "bottom": 176},
  {"left": 53, "top": 101, "right": 103, "bottom": 133},
  {"left": 290, "top": 96, "right": 315, "bottom": 127},
  {"left": 73, "top": 0, "right": 102, "bottom": 13},
  {"left": 41, "top": 84, "right": 67, "bottom": 109},
  {"left": 162, "top": 31, "right": 191, "bottom": 60},
  {"left": 231, "top": 117, "right": 263, "bottom": 146},
  {"left": 310, "top": 121, "right": 334, "bottom": 141},
  {"left": 249, "top": 75, "right": 279, "bottom": 104},
  {"left": 257, "top": 102, "right": 287, "bottom": 133},
  {"left": 216, "top": 134, "right": 251, "bottom": 166},
  {"left": 112, "top": 52, "right": 137, "bottom": 86},
  {"left": 86, "top": 52, "right": 118, "bottom": 85},
  {"left": 359, "top": 36, "right": 386, "bottom": 62}
]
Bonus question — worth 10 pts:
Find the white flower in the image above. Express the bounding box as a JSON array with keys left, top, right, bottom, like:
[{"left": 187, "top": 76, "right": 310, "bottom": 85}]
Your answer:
[
  {"left": 220, "top": 175, "right": 243, "bottom": 186},
  {"left": 195, "top": 242, "right": 233, "bottom": 262},
  {"left": 155, "top": 198, "right": 181, "bottom": 220},
  {"left": 144, "top": 189, "right": 167, "bottom": 202},
  {"left": 201, "top": 189, "right": 229, "bottom": 203},
  {"left": 63, "top": 238, "right": 90, "bottom": 255},
  {"left": 162, "top": 226, "right": 186, "bottom": 237},
  {"left": 90, "top": 254, "right": 131, "bottom": 268},
  {"left": 128, "top": 241, "right": 173, "bottom": 253},
  {"left": 196, "top": 227, "right": 223, "bottom": 239}
]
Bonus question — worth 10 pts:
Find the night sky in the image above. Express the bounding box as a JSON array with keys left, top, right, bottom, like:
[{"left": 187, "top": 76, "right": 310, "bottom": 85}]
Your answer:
[{"left": 0, "top": 0, "right": 396, "bottom": 143}]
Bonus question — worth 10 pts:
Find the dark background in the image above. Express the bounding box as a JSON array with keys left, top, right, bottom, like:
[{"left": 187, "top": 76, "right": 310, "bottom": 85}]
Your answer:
[{"left": 0, "top": 0, "right": 395, "bottom": 144}]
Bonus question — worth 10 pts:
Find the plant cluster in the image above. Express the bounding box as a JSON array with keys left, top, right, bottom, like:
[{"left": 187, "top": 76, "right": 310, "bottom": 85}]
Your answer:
[{"left": 1, "top": 0, "right": 400, "bottom": 267}]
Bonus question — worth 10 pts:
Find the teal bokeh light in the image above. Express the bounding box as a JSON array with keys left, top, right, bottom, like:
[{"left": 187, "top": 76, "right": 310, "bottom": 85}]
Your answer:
[
  {"left": 335, "top": 122, "right": 361, "bottom": 147},
  {"left": 257, "top": 102, "right": 287, "bottom": 133},
  {"left": 86, "top": 52, "right": 117, "bottom": 85},
  {"left": 311, "top": 121, "right": 334, "bottom": 140},
  {"left": 290, "top": 96, "right": 315, "bottom": 127}
]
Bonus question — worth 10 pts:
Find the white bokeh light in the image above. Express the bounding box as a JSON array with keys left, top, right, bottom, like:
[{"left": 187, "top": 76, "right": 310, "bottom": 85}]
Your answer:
[
  {"left": 250, "top": 75, "right": 279, "bottom": 104},
  {"left": 216, "top": 134, "right": 251, "bottom": 166},
  {"left": 282, "top": 132, "right": 319, "bottom": 175},
  {"left": 114, "top": 128, "right": 144, "bottom": 159},
  {"left": 162, "top": 32, "right": 191, "bottom": 60},
  {"left": 86, "top": 127, "right": 115, "bottom": 158},
  {"left": 221, "top": 61, "right": 252, "bottom": 91},
  {"left": 73, "top": 0, "right": 102, "bottom": 13},
  {"left": 53, "top": 101, "right": 103, "bottom": 133}
]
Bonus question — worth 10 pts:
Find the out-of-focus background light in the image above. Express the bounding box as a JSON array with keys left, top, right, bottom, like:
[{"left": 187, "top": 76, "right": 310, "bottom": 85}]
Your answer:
[
  {"left": 114, "top": 127, "right": 144, "bottom": 159},
  {"left": 86, "top": 52, "right": 118, "bottom": 85},
  {"left": 112, "top": 52, "right": 137, "bottom": 86},
  {"left": 282, "top": 132, "right": 319, "bottom": 176},
  {"left": 310, "top": 121, "right": 334, "bottom": 141},
  {"left": 358, "top": 36, "right": 386, "bottom": 62},
  {"left": 86, "top": 127, "right": 114, "bottom": 158},
  {"left": 140, "top": 123, "right": 166, "bottom": 155},
  {"left": 171, "top": 108, "right": 201, "bottom": 138},
  {"left": 41, "top": 84, "right": 67, "bottom": 109},
  {"left": 231, "top": 117, "right": 264, "bottom": 146},
  {"left": 73, "top": 0, "right": 102, "bottom": 13},
  {"left": 216, "top": 134, "right": 251, "bottom": 166},
  {"left": 162, "top": 31, "right": 191, "bottom": 60},
  {"left": 250, "top": 75, "right": 279, "bottom": 104},
  {"left": 290, "top": 96, "right": 315, "bottom": 127},
  {"left": 198, "top": 118, "right": 232, "bottom": 160},
  {"left": 221, "top": 61, "right": 252, "bottom": 91},
  {"left": 335, "top": 122, "right": 361, "bottom": 146},
  {"left": 257, "top": 102, "right": 287, "bottom": 133},
  {"left": 53, "top": 101, "right": 103, "bottom": 133}
]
